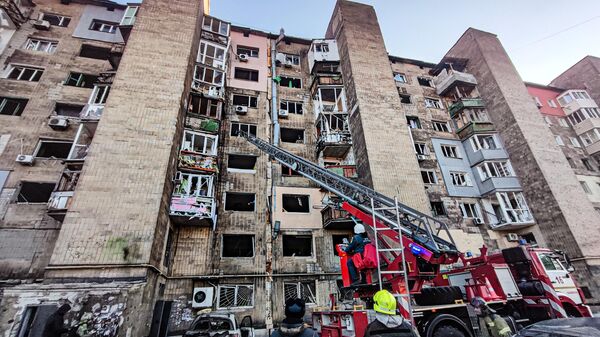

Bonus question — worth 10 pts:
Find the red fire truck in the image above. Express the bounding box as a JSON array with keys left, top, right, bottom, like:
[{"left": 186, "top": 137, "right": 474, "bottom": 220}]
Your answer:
[{"left": 240, "top": 132, "right": 592, "bottom": 337}]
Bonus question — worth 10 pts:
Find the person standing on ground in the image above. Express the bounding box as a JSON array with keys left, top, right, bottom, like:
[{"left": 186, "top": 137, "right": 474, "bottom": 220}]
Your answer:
[
  {"left": 365, "top": 290, "right": 417, "bottom": 337},
  {"left": 270, "top": 298, "right": 317, "bottom": 337}
]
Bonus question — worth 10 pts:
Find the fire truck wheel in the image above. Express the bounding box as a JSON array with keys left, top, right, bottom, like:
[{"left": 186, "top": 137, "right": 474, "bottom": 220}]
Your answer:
[
  {"left": 414, "top": 286, "right": 463, "bottom": 306},
  {"left": 432, "top": 325, "right": 466, "bottom": 337}
]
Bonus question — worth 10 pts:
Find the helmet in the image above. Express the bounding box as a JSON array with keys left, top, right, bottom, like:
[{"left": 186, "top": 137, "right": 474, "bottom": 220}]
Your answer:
[
  {"left": 373, "top": 290, "right": 396, "bottom": 315},
  {"left": 471, "top": 296, "right": 495, "bottom": 315},
  {"left": 354, "top": 223, "right": 366, "bottom": 234}
]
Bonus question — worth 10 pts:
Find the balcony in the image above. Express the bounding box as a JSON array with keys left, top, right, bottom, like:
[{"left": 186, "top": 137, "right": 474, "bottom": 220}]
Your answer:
[
  {"left": 66, "top": 123, "right": 97, "bottom": 162},
  {"left": 558, "top": 90, "right": 598, "bottom": 115},
  {"left": 478, "top": 177, "right": 522, "bottom": 196},
  {"left": 321, "top": 205, "right": 354, "bottom": 230},
  {"left": 308, "top": 39, "right": 339, "bottom": 74},
  {"left": 191, "top": 81, "right": 225, "bottom": 100},
  {"left": 47, "top": 165, "right": 81, "bottom": 221},
  {"left": 80, "top": 103, "right": 104, "bottom": 120},
  {"left": 178, "top": 151, "right": 218, "bottom": 173},
  {"left": 586, "top": 139, "right": 600, "bottom": 155},
  {"left": 185, "top": 115, "right": 220, "bottom": 134},
  {"left": 317, "top": 131, "right": 352, "bottom": 158},
  {"left": 169, "top": 196, "right": 217, "bottom": 228},
  {"left": 573, "top": 118, "right": 600, "bottom": 136},
  {"left": 434, "top": 68, "right": 477, "bottom": 96},
  {"left": 448, "top": 98, "right": 485, "bottom": 118},
  {"left": 325, "top": 165, "right": 358, "bottom": 180},
  {"left": 482, "top": 192, "right": 535, "bottom": 231},
  {"left": 456, "top": 121, "right": 495, "bottom": 140}
]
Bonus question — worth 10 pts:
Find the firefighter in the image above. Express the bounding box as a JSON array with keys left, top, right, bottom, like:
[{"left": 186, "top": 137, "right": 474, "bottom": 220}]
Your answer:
[
  {"left": 365, "top": 290, "right": 416, "bottom": 337},
  {"left": 343, "top": 223, "right": 369, "bottom": 285},
  {"left": 270, "top": 298, "right": 317, "bottom": 337},
  {"left": 471, "top": 297, "right": 512, "bottom": 337}
]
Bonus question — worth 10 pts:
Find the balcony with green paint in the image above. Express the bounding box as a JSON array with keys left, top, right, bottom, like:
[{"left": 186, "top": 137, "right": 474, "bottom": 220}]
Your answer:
[
  {"left": 456, "top": 121, "right": 496, "bottom": 140},
  {"left": 448, "top": 98, "right": 485, "bottom": 118}
]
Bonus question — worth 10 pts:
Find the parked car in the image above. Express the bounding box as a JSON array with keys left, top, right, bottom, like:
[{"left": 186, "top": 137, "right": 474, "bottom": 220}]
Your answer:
[
  {"left": 184, "top": 313, "right": 254, "bottom": 337},
  {"left": 513, "top": 317, "right": 600, "bottom": 337}
]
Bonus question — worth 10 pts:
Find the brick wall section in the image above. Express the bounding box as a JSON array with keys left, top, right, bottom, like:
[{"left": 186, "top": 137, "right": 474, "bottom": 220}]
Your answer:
[
  {"left": 444, "top": 28, "right": 600, "bottom": 297},
  {"left": 551, "top": 56, "right": 600, "bottom": 107},
  {"left": 325, "top": 1, "right": 430, "bottom": 213},
  {"left": 47, "top": 0, "right": 203, "bottom": 277}
]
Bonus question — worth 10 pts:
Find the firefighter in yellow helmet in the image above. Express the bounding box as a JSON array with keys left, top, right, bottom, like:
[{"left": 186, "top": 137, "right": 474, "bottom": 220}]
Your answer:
[{"left": 365, "top": 290, "right": 417, "bottom": 337}]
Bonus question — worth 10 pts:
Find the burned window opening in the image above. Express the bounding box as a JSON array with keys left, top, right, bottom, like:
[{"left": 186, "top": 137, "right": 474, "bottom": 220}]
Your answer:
[
  {"left": 418, "top": 77, "right": 433, "bottom": 87},
  {"left": 54, "top": 103, "right": 83, "bottom": 117},
  {"left": 42, "top": 13, "right": 71, "bottom": 27},
  {"left": 282, "top": 235, "right": 312, "bottom": 257},
  {"left": 430, "top": 201, "right": 446, "bottom": 216},
  {"left": 278, "top": 76, "right": 302, "bottom": 89},
  {"left": 225, "top": 192, "right": 255, "bottom": 212},
  {"left": 189, "top": 94, "right": 220, "bottom": 118},
  {"left": 232, "top": 94, "right": 258, "bottom": 108},
  {"left": 231, "top": 123, "right": 257, "bottom": 137},
  {"left": 282, "top": 165, "right": 302, "bottom": 177},
  {"left": 222, "top": 234, "right": 254, "bottom": 257},
  {"left": 280, "top": 128, "right": 304, "bottom": 143},
  {"left": 228, "top": 154, "right": 257, "bottom": 171},
  {"left": 0, "top": 97, "right": 28, "bottom": 116},
  {"left": 17, "top": 182, "right": 55, "bottom": 203},
  {"left": 399, "top": 94, "right": 411, "bottom": 104},
  {"left": 282, "top": 194, "right": 310, "bottom": 213},
  {"left": 234, "top": 68, "right": 259, "bottom": 82},
  {"left": 64, "top": 72, "right": 98, "bottom": 88},
  {"left": 35, "top": 140, "right": 73, "bottom": 159},
  {"left": 79, "top": 45, "right": 111, "bottom": 60}
]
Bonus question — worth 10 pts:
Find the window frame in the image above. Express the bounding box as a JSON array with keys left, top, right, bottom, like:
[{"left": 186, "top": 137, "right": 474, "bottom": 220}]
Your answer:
[
  {"left": 89, "top": 84, "right": 111, "bottom": 105},
  {"left": 432, "top": 120, "right": 450, "bottom": 132},
  {"left": 42, "top": 13, "right": 71, "bottom": 27},
  {"left": 440, "top": 144, "right": 460, "bottom": 158},
  {"left": 237, "top": 45, "right": 259, "bottom": 58},
  {"left": 459, "top": 202, "right": 481, "bottom": 219},
  {"left": 89, "top": 20, "right": 118, "bottom": 34},
  {"left": 282, "top": 234, "right": 313, "bottom": 257},
  {"left": 470, "top": 134, "right": 499, "bottom": 151},
  {"left": 121, "top": 6, "right": 139, "bottom": 26},
  {"left": 555, "top": 135, "right": 565, "bottom": 146},
  {"left": 221, "top": 234, "right": 255, "bottom": 258},
  {"left": 0, "top": 97, "right": 28, "bottom": 116},
  {"left": 284, "top": 53, "right": 301, "bottom": 66},
  {"left": 198, "top": 41, "right": 227, "bottom": 69},
  {"left": 232, "top": 94, "right": 258, "bottom": 108},
  {"left": 406, "top": 116, "right": 421, "bottom": 129},
  {"left": 64, "top": 72, "right": 98, "bottom": 88},
  {"left": 420, "top": 170, "right": 437, "bottom": 184},
  {"left": 424, "top": 97, "right": 442, "bottom": 109},
  {"left": 450, "top": 171, "right": 472, "bottom": 187},
  {"left": 234, "top": 67, "right": 259, "bottom": 82},
  {"left": 202, "top": 16, "right": 230, "bottom": 36},
  {"left": 230, "top": 122, "right": 257, "bottom": 137},
  {"left": 217, "top": 284, "right": 255, "bottom": 309},
  {"left": 194, "top": 65, "right": 225, "bottom": 86},
  {"left": 278, "top": 76, "right": 302, "bottom": 89},
  {"left": 224, "top": 192, "right": 256, "bottom": 212},
  {"left": 280, "top": 100, "right": 303, "bottom": 115},
  {"left": 23, "top": 38, "right": 58, "bottom": 53},
  {"left": 414, "top": 142, "right": 429, "bottom": 156},
  {"left": 173, "top": 172, "right": 215, "bottom": 198},
  {"left": 496, "top": 191, "right": 533, "bottom": 224},
  {"left": 5, "top": 64, "right": 44, "bottom": 82},
  {"left": 283, "top": 281, "right": 316, "bottom": 305},
  {"left": 182, "top": 129, "right": 218, "bottom": 155},
  {"left": 393, "top": 73, "right": 407, "bottom": 83},
  {"left": 33, "top": 139, "right": 73, "bottom": 159},
  {"left": 417, "top": 77, "right": 434, "bottom": 87}
]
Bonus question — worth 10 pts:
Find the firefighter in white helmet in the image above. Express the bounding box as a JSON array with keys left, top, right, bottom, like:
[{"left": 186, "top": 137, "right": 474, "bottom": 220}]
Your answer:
[
  {"left": 343, "top": 223, "right": 370, "bottom": 285},
  {"left": 471, "top": 297, "right": 512, "bottom": 337}
]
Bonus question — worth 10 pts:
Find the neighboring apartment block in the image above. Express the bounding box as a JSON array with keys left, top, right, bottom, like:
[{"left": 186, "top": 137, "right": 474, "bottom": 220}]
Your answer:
[{"left": 0, "top": 1, "right": 599, "bottom": 336}]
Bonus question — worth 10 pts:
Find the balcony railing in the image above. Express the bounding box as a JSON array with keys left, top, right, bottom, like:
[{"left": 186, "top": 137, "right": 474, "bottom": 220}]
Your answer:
[
  {"left": 191, "top": 82, "right": 225, "bottom": 100},
  {"left": 179, "top": 150, "right": 218, "bottom": 173},
  {"left": 325, "top": 165, "right": 357, "bottom": 180},
  {"left": 170, "top": 195, "right": 217, "bottom": 228},
  {"left": 456, "top": 121, "right": 495, "bottom": 140},
  {"left": 185, "top": 115, "right": 220, "bottom": 133},
  {"left": 434, "top": 69, "right": 478, "bottom": 96},
  {"left": 317, "top": 131, "right": 352, "bottom": 158},
  {"left": 321, "top": 205, "right": 354, "bottom": 230},
  {"left": 448, "top": 98, "right": 485, "bottom": 118}
]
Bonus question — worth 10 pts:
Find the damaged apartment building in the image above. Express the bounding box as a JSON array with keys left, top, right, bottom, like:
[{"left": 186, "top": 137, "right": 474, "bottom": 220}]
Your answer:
[{"left": 0, "top": 0, "right": 599, "bottom": 336}]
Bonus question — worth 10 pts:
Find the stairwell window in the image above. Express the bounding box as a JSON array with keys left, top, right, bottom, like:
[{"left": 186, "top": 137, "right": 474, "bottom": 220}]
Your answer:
[
  {"left": 543, "top": 116, "right": 552, "bottom": 125},
  {"left": 182, "top": 130, "right": 218, "bottom": 155},
  {"left": 459, "top": 202, "right": 481, "bottom": 219},
  {"left": 477, "top": 161, "right": 514, "bottom": 180},
  {"left": 42, "top": 13, "right": 71, "bottom": 27},
  {"left": 393, "top": 73, "right": 407, "bottom": 83},
  {"left": 231, "top": 122, "right": 257, "bottom": 137},
  {"left": 24, "top": 38, "right": 57, "bottom": 53},
  {"left": 284, "top": 281, "right": 316, "bottom": 304},
  {"left": 407, "top": 116, "right": 421, "bottom": 129},
  {"left": 450, "top": 172, "right": 472, "bottom": 187},
  {"left": 5, "top": 65, "right": 44, "bottom": 82},
  {"left": 430, "top": 201, "right": 447, "bottom": 216},
  {"left": 441, "top": 145, "right": 460, "bottom": 158},
  {"left": 569, "top": 137, "right": 581, "bottom": 148},
  {"left": 89, "top": 20, "right": 118, "bottom": 34},
  {"left": 89, "top": 85, "right": 110, "bottom": 104},
  {"left": 421, "top": 170, "right": 437, "bottom": 184},
  {"left": 558, "top": 118, "right": 569, "bottom": 128},
  {"left": 470, "top": 134, "right": 499, "bottom": 151},
  {"left": 0, "top": 97, "right": 28, "bottom": 116},
  {"left": 548, "top": 99, "right": 557, "bottom": 108},
  {"left": 432, "top": 120, "right": 450, "bottom": 132},
  {"left": 217, "top": 285, "right": 254, "bottom": 308},
  {"left": 424, "top": 98, "right": 442, "bottom": 109},
  {"left": 278, "top": 76, "right": 302, "bottom": 89},
  {"left": 582, "top": 158, "right": 595, "bottom": 171},
  {"left": 399, "top": 94, "right": 411, "bottom": 104}
]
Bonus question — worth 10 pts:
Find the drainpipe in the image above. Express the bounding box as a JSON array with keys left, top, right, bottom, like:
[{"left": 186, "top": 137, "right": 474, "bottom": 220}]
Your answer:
[{"left": 271, "top": 39, "right": 280, "bottom": 146}]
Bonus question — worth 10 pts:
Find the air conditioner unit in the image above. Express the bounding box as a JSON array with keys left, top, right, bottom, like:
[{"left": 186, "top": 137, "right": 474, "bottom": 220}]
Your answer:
[
  {"left": 473, "top": 217, "right": 484, "bottom": 225},
  {"left": 506, "top": 233, "right": 519, "bottom": 242},
  {"left": 33, "top": 20, "right": 51, "bottom": 30},
  {"left": 48, "top": 117, "right": 69, "bottom": 130},
  {"left": 192, "top": 287, "right": 214, "bottom": 308},
  {"left": 16, "top": 154, "right": 35, "bottom": 165},
  {"left": 279, "top": 109, "right": 289, "bottom": 117},
  {"left": 284, "top": 60, "right": 294, "bottom": 68},
  {"left": 238, "top": 54, "right": 249, "bottom": 62},
  {"left": 416, "top": 154, "right": 427, "bottom": 161},
  {"left": 234, "top": 105, "right": 248, "bottom": 115}
]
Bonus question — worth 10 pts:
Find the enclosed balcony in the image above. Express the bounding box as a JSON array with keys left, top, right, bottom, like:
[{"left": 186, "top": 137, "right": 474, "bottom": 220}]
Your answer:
[
  {"left": 321, "top": 204, "right": 354, "bottom": 230},
  {"left": 558, "top": 90, "right": 598, "bottom": 115},
  {"left": 580, "top": 128, "right": 600, "bottom": 155},
  {"left": 308, "top": 39, "right": 339, "bottom": 74},
  {"left": 169, "top": 172, "right": 217, "bottom": 228},
  {"left": 325, "top": 165, "right": 358, "bottom": 180},
  {"left": 316, "top": 114, "right": 352, "bottom": 158},
  {"left": 448, "top": 98, "right": 485, "bottom": 118},
  {"left": 456, "top": 121, "right": 495, "bottom": 140},
  {"left": 47, "top": 164, "right": 82, "bottom": 221},
  {"left": 179, "top": 130, "right": 219, "bottom": 173},
  {"left": 482, "top": 192, "right": 535, "bottom": 230},
  {"left": 80, "top": 84, "right": 110, "bottom": 120},
  {"left": 434, "top": 68, "right": 477, "bottom": 96},
  {"left": 66, "top": 123, "right": 97, "bottom": 162}
]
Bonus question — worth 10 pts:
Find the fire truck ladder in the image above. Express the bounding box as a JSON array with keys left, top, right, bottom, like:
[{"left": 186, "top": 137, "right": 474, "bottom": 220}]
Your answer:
[{"left": 238, "top": 131, "right": 459, "bottom": 256}]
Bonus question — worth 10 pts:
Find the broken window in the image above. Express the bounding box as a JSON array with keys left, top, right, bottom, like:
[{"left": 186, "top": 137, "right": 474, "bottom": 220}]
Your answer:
[
  {"left": 407, "top": 116, "right": 421, "bottom": 129},
  {"left": 450, "top": 171, "right": 472, "bottom": 187},
  {"left": 194, "top": 65, "right": 224, "bottom": 86},
  {"left": 418, "top": 77, "right": 433, "bottom": 87},
  {"left": 234, "top": 68, "right": 259, "bottom": 82},
  {"left": 34, "top": 139, "right": 73, "bottom": 159},
  {"left": 459, "top": 202, "right": 481, "bottom": 219},
  {"left": 432, "top": 120, "right": 450, "bottom": 132},
  {"left": 89, "top": 85, "right": 110, "bottom": 104},
  {"left": 393, "top": 73, "right": 407, "bottom": 83},
  {"left": 582, "top": 158, "right": 596, "bottom": 171},
  {"left": 218, "top": 285, "right": 254, "bottom": 308},
  {"left": 316, "top": 87, "right": 345, "bottom": 112},
  {"left": 174, "top": 172, "right": 214, "bottom": 197},
  {"left": 202, "top": 16, "right": 230, "bottom": 36},
  {"left": 399, "top": 94, "right": 411, "bottom": 104},
  {"left": 42, "top": 13, "right": 71, "bottom": 27},
  {"left": 496, "top": 192, "right": 532, "bottom": 223},
  {"left": 280, "top": 128, "right": 304, "bottom": 143},
  {"left": 282, "top": 165, "right": 302, "bottom": 177},
  {"left": 322, "top": 114, "right": 347, "bottom": 131},
  {"left": 232, "top": 94, "right": 258, "bottom": 108},
  {"left": 580, "top": 181, "right": 591, "bottom": 194},
  {"left": 24, "top": 38, "right": 58, "bottom": 53},
  {"left": 280, "top": 100, "right": 303, "bottom": 114},
  {"left": 189, "top": 94, "right": 220, "bottom": 118},
  {"left": 0, "top": 97, "right": 28, "bottom": 116},
  {"left": 227, "top": 154, "right": 257, "bottom": 171},
  {"left": 89, "top": 20, "right": 118, "bottom": 33},
  {"left": 17, "top": 182, "right": 55, "bottom": 203},
  {"left": 441, "top": 145, "right": 459, "bottom": 158},
  {"left": 182, "top": 130, "right": 218, "bottom": 155},
  {"left": 6, "top": 65, "right": 44, "bottom": 82},
  {"left": 79, "top": 44, "right": 111, "bottom": 60},
  {"left": 424, "top": 98, "right": 442, "bottom": 109},
  {"left": 314, "top": 43, "right": 329, "bottom": 53},
  {"left": 54, "top": 103, "right": 83, "bottom": 117},
  {"left": 569, "top": 137, "right": 581, "bottom": 148},
  {"left": 222, "top": 234, "right": 254, "bottom": 257},
  {"left": 225, "top": 192, "right": 255, "bottom": 211},
  {"left": 470, "top": 134, "right": 499, "bottom": 151},
  {"left": 121, "top": 6, "right": 138, "bottom": 26},
  {"left": 237, "top": 45, "right": 259, "bottom": 58},
  {"left": 282, "top": 194, "right": 310, "bottom": 213},
  {"left": 64, "top": 72, "right": 98, "bottom": 88},
  {"left": 332, "top": 234, "right": 350, "bottom": 256},
  {"left": 414, "top": 143, "right": 428, "bottom": 156},
  {"left": 284, "top": 53, "right": 300, "bottom": 66},
  {"left": 430, "top": 201, "right": 446, "bottom": 216},
  {"left": 198, "top": 41, "right": 226, "bottom": 69},
  {"left": 420, "top": 170, "right": 437, "bottom": 184},
  {"left": 282, "top": 235, "right": 312, "bottom": 257},
  {"left": 278, "top": 76, "right": 302, "bottom": 89},
  {"left": 284, "top": 281, "right": 316, "bottom": 304},
  {"left": 231, "top": 122, "right": 257, "bottom": 137},
  {"left": 477, "top": 161, "right": 514, "bottom": 180}
]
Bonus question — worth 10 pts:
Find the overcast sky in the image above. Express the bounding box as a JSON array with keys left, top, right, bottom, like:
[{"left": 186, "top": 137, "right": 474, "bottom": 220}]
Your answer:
[{"left": 210, "top": 0, "right": 600, "bottom": 84}]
